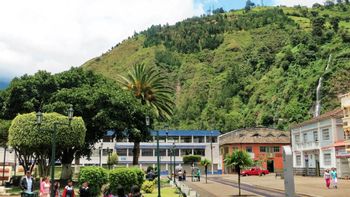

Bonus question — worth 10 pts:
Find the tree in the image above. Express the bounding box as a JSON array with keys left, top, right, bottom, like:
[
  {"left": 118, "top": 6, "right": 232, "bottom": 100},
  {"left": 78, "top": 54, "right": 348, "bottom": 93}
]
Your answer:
[
  {"left": 346, "top": 0, "right": 349, "bottom": 4},
  {"left": 118, "top": 63, "right": 174, "bottom": 165},
  {"left": 311, "top": 17, "right": 326, "bottom": 37},
  {"left": 330, "top": 17, "right": 340, "bottom": 32},
  {"left": 224, "top": 150, "right": 253, "bottom": 196},
  {"left": 0, "top": 119, "right": 11, "bottom": 147},
  {"left": 107, "top": 152, "right": 119, "bottom": 168},
  {"left": 200, "top": 158, "right": 211, "bottom": 184},
  {"left": 312, "top": 3, "right": 322, "bottom": 8},
  {"left": 8, "top": 112, "right": 86, "bottom": 176},
  {"left": 324, "top": 0, "right": 335, "bottom": 7},
  {"left": 245, "top": 0, "right": 255, "bottom": 12}
]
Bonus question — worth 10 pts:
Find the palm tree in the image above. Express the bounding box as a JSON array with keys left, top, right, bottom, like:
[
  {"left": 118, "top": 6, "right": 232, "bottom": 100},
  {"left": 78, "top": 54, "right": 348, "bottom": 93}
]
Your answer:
[
  {"left": 224, "top": 150, "right": 253, "bottom": 196},
  {"left": 118, "top": 63, "right": 174, "bottom": 164},
  {"left": 200, "top": 158, "right": 211, "bottom": 183}
]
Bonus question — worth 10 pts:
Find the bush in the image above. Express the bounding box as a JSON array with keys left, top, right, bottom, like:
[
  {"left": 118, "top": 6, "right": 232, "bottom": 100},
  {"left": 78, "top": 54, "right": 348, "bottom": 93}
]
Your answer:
[
  {"left": 142, "top": 180, "right": 155, "bottom": 193},
  {"left": 130, "top": 168, "right": 145, "bottom": 187},
  {"left": 78, "top": 166, "right": 108, "bottom": 196},
  {"left": 109, "top": 168, "right": 138, "bottom": 193},
  {"left": 183, "top": 155, "right": 202, "bottom": 164}
]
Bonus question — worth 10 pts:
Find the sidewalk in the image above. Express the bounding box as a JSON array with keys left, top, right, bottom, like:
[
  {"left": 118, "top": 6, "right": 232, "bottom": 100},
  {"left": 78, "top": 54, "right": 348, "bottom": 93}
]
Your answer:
[
  {"left": 183, "top": 179, "right": 260, "bottom": 197},
  {"left": 220, "top": 174, "right": 350, "bottom": 197}
]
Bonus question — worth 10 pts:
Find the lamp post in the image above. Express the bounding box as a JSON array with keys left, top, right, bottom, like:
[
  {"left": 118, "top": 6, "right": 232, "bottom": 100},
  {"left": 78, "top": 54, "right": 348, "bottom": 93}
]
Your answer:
[
  {"left": 146, "top": 116, "right": 160, "bottom": 197},
  {"left": 210, "top": 131, "right": 214, "bottom": 175},
  {"left": 36, "top": 105, "right": 74, "bottom": 197},
  {"left": 99, "top": 142, "right": 103, "bottom": 167},
  {"left": 173, "top": 142, "right": 176, "bottom": 183}
]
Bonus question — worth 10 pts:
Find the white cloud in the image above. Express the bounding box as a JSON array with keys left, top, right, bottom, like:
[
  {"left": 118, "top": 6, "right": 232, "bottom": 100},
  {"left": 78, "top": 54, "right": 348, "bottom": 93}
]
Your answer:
[
  {"left": 0, "top": 0, "right": 204, "bottom": 79},
  {"left": 273, "top": 0, "right": 326, "bottom": 7}
]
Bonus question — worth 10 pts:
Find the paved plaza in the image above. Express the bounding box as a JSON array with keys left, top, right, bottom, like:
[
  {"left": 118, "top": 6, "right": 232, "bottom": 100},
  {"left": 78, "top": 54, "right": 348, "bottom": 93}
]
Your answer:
[{"left": 183, "top": 174, "right": 350, "bottom": 197}]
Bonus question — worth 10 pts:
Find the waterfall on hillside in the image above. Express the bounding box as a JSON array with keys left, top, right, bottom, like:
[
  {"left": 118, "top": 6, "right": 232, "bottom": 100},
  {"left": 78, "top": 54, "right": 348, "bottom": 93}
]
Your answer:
[{"left": 314, "top": 54, "right": 332, "bottom": 117}]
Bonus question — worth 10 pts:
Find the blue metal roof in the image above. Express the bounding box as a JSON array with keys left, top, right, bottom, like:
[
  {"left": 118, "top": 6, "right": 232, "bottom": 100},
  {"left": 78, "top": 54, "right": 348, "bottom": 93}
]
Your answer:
[{"left": 150, "top": 130, "right": 220, "bottom": 137}]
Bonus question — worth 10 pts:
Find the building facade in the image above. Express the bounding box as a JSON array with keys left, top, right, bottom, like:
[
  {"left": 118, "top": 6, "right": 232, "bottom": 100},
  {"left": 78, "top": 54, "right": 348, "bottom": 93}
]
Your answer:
[
  {"left": 219, "top": 128, "right": 290, "bottom": 174},
  {"left": 291, "top": 109, "right": 345, "bottom": 176},
  {"left": 79, "top": 130, "right": 221, "bottom": 174}
]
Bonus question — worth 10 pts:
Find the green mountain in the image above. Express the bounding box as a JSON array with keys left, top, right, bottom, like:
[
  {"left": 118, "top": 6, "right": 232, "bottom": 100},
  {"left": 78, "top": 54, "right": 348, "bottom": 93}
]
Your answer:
[{"left": 83, "top": 5, "right": 350, "bottom": 132}]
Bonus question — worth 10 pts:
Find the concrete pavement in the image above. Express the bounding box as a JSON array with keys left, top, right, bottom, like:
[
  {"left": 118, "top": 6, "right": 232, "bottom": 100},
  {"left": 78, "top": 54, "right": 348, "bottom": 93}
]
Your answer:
[{"left": 181, "top": 174, "right": 350, "bottom": 197}]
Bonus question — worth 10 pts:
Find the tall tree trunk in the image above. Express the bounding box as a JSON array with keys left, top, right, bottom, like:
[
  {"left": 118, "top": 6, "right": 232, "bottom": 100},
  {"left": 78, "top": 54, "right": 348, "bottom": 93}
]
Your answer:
[
  {"left": 205, "top": 165, "right": 208, "bottom": 184},
  {"left": 132, "top": 141, "right": 140, "bottom": 165},
  {"left": 74, "top": 152, "right": 81, "bottom": 175},
  {"left": 60, "top": 148, "right": 75, "bottom": 180}
]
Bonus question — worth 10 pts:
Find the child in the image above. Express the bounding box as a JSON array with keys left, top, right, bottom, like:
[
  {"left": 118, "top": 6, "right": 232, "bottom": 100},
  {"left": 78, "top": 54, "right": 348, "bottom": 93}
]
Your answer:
[
  {"left": 324, "top": 169, "right": 331, "bottom": 189},
  {"left": 331, "top": 168, "right": 338, "bottom": 189},
  {"left": 79, "top": 181, "right": 90, "bottom": 197},
  {"left": 62, "top": 180, "right": 75, "bottom": 197}
]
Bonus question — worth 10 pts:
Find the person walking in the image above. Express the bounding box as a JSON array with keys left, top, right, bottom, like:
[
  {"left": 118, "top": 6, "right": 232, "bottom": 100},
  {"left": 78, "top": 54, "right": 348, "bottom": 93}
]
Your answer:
[
  {"left": 324, "top": 169, "right": 331, "bottom": 189},
  {"left": 62, "top": 180, "right": 75, "bottom": 197},
  {"left": 197, "top": 168, "right": 201, "bottom": 182},
  {"left": 40, "top": 177, "right": 50, "bottom": 197},
  {"left": 20, "top": 170, "right": 35, "bottom": 194},
  {"left": 331, "top": 168, "right": 338, "bottom": 189},
  {"left": 79, "top": 181, "right": 90, "bottom": 197},
  {"left": 54, "top": 181, "right": 60, "bottom": 197}
]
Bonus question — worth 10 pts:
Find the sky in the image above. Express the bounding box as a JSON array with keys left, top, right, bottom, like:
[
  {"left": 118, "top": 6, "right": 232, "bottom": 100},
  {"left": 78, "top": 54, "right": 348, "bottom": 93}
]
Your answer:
[{"left": 0, "top": 0, "right": 325, "bottom": 82}]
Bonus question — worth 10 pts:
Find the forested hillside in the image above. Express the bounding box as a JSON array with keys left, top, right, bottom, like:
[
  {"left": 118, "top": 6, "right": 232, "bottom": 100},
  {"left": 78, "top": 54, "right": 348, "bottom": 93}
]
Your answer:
[{"left": 83, "top": 4, "right": 350, "bottom": 132}]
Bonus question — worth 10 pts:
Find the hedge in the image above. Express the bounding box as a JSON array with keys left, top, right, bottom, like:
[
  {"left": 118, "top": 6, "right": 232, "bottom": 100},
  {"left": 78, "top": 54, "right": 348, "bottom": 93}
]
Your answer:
[
  {"left": 130, "top": 168, "right": 145, "bottom": 187},
  {"left": 78, "top": 166, "right": 108, "bottom": 196},
  {"left": 109, "top": 168, "right": 138, "bottom": 193},
  {"left": 183, "top": 155, "right": 202, "bottom": 164}
]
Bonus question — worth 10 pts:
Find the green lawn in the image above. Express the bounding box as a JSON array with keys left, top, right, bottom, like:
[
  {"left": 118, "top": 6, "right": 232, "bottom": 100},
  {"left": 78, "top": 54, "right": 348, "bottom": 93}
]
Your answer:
[{"left": 143, "top": 187, "right": 180, "bottom": 197}]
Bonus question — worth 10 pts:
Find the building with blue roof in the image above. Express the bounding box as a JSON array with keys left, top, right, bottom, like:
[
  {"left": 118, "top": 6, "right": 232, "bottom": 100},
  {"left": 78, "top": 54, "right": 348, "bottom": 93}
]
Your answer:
[{"left": 79, "top": 129, "right": 222, "bottom": 175}]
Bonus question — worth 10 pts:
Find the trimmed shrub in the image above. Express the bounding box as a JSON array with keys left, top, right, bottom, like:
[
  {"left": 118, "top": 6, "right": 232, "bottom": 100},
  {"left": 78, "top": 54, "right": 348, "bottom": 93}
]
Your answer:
[
  {"left": 183, "top": 155, "right": 201, "bottom": 164},
  {"left": 109, "top": 168, "right": 138, "bottom": 193},
  {"left": 131, "top": 168, "right": 145, "bottom": 187},
  {"left": 142, "top": 180, "right": 155, "bottom": 193},
  {"left": 78, "top": 166, "right": 108, "bottom": 196}
]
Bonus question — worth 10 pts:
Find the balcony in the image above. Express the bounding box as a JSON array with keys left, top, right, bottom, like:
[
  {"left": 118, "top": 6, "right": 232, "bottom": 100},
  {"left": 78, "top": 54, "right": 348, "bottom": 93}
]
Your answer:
[{"left": 294, "top": 141, "right": 320, "bottom": 151}]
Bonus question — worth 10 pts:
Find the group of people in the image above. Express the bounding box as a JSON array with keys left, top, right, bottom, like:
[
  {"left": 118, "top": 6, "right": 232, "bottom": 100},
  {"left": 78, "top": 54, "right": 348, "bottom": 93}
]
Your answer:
[
  {"left": 324, "top": 167, "right": 338, "bottom": 189},
  {"left": 104, "top": 185, "right": 143, "bottom": 197},
  {"left": 20, "top": 170, "right": 90, "bottom": 197}
]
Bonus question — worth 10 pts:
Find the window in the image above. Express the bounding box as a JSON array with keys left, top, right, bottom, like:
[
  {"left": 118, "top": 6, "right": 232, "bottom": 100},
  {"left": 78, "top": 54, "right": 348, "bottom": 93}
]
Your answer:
[
  {"left": 206, "top": 136, "right": 217, "bottom": 143},
  {"left": 295, "top": 134, "right": 300, "bottom": 143},
  {"left": 193, "top": 136, "right": 205, "bottom": 143},
  {"left": 313, "top": 131, "right": 318, "bottom": 142},
  {"left": 273, "top": 146, "right": 280, "bottom": 153},
  {"left": 322, "top": 129, "right": 330, "bottom": 141},
  {"left": 224, "top": 147, "right": 229, "bottom": 156},
  {"left": 303, "top": 133, "right": 308, "bottom": 143},
  {"left": 324, "top": 153, "right": 331, "bottom": 166},
  {"left": 142, "top": 149, "right": 153, "bottom": 157},
  {"left": 260, "top": 146, "right": 267, "bottom": 152},
  {"left": 157, "top": 136, "right": 166, "bottom": 143},
  {"left": 155, "top": 149, "right": 167, "bottom": 156},
  {"left": 167, "top": 136, "right": 179, "bottom": 143},
  {"left": 103, "top": 137, "right": 113, "bottom": 142},
  {"left": 194, "top": 149, "right": 205, "bottom": 156},
  {"left": 168, "top": 149, "right": 179, "bottom": 156},
  {"left": 102, "top": 149, "right": 112, "bottom": 156},
  {"left": 116, "top": 149, "right": 127, "bottom": 156},
  {"left": 128, "top": 149, "right": 134, "bottom": 156},
  {"left": 181, "top": 136, "right": 192, "bottom": 143},
  {"left": 181, "top": 149, "right": 192, "bottom": 156},
  {"left": 246, "top": 146, "right": 252, "bottom": 153},
  {"left": 296, "top": 155, "right": 301, "bottom": 166}
]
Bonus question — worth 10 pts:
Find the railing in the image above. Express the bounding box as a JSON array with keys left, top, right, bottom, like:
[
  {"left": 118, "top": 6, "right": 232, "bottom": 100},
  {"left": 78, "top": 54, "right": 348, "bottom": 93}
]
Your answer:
[{"left": 294, "top": 141, "right": 320, "bottom": 150}]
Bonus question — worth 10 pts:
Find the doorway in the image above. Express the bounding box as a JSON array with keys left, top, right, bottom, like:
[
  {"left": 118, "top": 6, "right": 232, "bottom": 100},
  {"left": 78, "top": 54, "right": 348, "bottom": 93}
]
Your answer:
[{"left": 267, "top": 160, "right": 274, "bottom": 173}]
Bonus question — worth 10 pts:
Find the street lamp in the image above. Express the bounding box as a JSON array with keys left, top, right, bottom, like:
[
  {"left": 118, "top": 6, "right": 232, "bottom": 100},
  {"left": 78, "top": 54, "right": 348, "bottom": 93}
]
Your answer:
[
  {"left": 2, "top": 147, "right": 7, "bottom": 185},
  {"left": 173, "top": 142, "right": 176, "bottom": 183},
  {"left": 36, "top": 105, "right": 74, "bottom": 197},
  {"left": 146, "top": 116, "right": 160, "bottom": 197},
  {"left": 7, "top": 148, "right": 16, "bottom": 176},
  {"left": 210, "top": 131, "right": 214, "bottom": 175},
  {"left": 99, "top": 142, "right": 103, "bottom": 167}
]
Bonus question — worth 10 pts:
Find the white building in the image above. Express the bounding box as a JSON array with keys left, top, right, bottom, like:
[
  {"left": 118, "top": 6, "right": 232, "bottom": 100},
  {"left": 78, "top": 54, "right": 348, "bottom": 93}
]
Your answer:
[
  {"left": 291, "top": 109, "right": 345, "bottom": 176},
  {"left": 79, "top": 130, "right": 222, "bottom": 174}
]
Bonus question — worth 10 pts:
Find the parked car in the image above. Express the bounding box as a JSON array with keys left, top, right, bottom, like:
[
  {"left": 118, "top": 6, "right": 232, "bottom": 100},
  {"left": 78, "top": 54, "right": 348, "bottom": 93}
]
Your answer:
[{"left": 240, "top": 167, "right": 269, "bottom": 176}]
